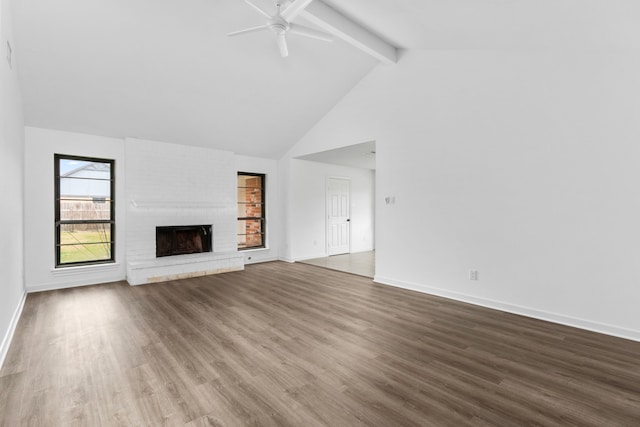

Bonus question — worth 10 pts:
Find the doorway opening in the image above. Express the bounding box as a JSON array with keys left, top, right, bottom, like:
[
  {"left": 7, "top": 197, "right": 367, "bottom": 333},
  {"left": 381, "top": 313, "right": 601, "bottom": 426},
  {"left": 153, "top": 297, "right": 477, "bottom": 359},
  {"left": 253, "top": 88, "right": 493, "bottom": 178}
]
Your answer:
[{"left": 295, "top": 140, "right": 376, "bottom": 278}]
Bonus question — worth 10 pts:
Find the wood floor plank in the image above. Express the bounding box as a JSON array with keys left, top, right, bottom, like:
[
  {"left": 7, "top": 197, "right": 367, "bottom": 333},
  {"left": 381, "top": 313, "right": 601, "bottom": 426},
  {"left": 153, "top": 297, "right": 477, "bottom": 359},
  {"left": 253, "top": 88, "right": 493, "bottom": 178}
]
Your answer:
[{"left": 2, "top": 261, "right": 640, "bottom": 426}]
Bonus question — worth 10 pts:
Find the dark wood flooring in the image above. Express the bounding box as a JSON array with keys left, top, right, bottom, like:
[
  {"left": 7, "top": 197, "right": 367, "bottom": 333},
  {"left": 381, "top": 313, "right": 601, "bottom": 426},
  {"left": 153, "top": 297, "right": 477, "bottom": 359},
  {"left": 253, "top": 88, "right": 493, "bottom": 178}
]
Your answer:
[{"left": 1, "top": 261, "right": 639, "bottom": 426}]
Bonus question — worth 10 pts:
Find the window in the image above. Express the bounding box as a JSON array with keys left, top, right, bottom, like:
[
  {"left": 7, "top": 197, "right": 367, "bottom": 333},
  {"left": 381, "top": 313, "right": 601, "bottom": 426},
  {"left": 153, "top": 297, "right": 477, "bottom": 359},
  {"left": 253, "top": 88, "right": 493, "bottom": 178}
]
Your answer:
[
  {"left": 55, "top": 154, "right": 115, "bottom": 267},
  {"left": 237, "top": 172, "right": 265, "bottom": 250}
]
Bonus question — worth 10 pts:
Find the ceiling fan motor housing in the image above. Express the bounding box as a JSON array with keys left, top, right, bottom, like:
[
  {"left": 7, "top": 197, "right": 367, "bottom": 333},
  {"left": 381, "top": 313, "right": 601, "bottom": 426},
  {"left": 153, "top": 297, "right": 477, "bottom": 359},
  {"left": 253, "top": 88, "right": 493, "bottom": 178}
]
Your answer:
[
  {"left": 227, "top": 0, "right": 333, "bottom": 57},
  {"left": 269, "top": 16, "right": 290, "bottom": 34}
]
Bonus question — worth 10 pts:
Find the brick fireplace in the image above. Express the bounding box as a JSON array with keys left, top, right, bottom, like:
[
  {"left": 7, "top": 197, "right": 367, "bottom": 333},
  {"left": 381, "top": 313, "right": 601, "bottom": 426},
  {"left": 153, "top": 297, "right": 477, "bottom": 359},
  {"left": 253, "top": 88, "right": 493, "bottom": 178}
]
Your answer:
[{"left": 125, "top": 138, "right": 243, "bottom": 285}]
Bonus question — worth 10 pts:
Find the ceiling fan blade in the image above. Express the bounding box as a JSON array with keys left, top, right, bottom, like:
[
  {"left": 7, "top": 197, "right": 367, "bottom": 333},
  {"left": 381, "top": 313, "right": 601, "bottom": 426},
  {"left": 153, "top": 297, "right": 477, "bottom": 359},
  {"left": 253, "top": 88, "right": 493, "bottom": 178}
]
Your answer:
[
  {"left": 276, "top": 33, "right": 289, "bottom": 57},
  {"left": 227, "top": 25, "right": 269, "bottom": 37},
  {"left": 289, "top": 23, "right": 333, "bottom": 42},
  {"left": 244, "top": 0, "right": 271, "bottom": 19},
  {"left": 281, "top": 0, "right": 313, "bottom": 22}
]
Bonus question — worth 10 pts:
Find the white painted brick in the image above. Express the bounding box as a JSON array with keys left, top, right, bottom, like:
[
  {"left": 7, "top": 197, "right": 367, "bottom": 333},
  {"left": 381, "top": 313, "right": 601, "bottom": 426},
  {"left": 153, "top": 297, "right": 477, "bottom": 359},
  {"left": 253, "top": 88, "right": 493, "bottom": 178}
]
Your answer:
[{"left": 125, "top": 137, "right": 242, "bottom": 285}]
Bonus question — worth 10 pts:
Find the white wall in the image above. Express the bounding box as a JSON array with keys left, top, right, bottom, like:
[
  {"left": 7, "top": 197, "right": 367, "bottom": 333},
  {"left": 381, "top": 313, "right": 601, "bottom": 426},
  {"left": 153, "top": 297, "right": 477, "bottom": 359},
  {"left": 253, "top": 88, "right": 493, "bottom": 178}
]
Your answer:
[
  {"left": 285, "top": 159, "right": 375, "bottom": 261},
  {"left": 286, "top": 49, "right": 640, "bottom": 340},
  {"left": 235, "top": 154, "right": 281, "bottom": 264},
  {"left": 0, "top": 0, "right": 26, "bottom": 366},
  {"left": 23, "top": 131, "right": 279, "bottom": 289},
  {"left": 24, "top": 127, "right": 126, "bottom": 291}
]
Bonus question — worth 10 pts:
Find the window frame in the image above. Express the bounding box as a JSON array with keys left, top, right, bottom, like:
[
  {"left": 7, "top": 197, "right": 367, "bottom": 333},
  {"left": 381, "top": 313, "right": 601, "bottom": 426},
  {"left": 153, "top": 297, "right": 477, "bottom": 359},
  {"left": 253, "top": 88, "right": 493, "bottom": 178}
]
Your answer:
[
  {"left": 237, "top": 172, "right": 266, "bottom": 251},
  {"left": 54, "top": 154, "right": 116, "bottom": 267}
]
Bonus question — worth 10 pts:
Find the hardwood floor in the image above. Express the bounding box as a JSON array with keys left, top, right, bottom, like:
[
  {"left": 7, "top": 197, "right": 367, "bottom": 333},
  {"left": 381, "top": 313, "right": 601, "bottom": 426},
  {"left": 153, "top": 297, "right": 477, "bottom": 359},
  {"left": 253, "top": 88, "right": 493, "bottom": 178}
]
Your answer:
[{"left": 1, "top": 261, "right": 639, "bottom": 426}]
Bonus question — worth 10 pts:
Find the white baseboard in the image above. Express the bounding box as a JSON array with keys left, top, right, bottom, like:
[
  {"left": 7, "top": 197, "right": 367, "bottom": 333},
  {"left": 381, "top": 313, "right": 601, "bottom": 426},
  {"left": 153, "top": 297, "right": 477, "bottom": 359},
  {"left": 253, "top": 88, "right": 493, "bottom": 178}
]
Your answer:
[
  {"left": 0, "top": 290, "right": 27, "bottom": 370},
  {"left": 292, "top": 249, "right": 374, "bottom": 263},
  {"left": 350, "top": 248, "right": 375, "bottom": 254},
  {"left": 294, "top": 254, "right": 327, "bottom": 262},
  {"left": 374, "top": 275, "right": 640, "bottom": 343},
  {"left": 244, "top": 256, "right": 279, "bottom": 265},
  {"left": 26, "top": 276, "right": 126, "bottom": 293}
]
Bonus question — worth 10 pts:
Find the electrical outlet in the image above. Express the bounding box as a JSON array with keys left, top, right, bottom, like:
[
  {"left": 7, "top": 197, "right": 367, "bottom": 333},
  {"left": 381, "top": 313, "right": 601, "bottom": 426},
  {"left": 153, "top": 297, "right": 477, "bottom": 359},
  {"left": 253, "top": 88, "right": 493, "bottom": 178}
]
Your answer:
[{"left": 469, "top": 270, "right": 479, "bottom": 281}]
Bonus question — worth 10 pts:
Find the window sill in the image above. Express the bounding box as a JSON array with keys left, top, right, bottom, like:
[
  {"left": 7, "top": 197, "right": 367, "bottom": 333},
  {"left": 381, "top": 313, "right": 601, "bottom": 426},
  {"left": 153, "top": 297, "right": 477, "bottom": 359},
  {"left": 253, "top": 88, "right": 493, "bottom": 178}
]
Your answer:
[{"left": 51, "top": 262, "right": 121, "bottom": 276}]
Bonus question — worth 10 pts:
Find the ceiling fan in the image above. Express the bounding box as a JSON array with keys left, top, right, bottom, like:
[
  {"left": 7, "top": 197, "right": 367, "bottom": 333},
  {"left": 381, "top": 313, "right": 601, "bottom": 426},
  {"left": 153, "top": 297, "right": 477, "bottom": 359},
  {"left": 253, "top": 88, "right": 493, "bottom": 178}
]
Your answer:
[{"left": 227, "top": 0, "right": 333, "bottom": 57}]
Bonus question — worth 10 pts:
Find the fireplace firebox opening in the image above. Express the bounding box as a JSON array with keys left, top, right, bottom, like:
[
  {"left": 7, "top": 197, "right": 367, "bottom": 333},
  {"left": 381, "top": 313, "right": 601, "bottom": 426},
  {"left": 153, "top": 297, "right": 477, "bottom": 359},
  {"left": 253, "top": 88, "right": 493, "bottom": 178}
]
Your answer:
[{"left": 156, "top": 225, "right": 212, "bottom": 257}]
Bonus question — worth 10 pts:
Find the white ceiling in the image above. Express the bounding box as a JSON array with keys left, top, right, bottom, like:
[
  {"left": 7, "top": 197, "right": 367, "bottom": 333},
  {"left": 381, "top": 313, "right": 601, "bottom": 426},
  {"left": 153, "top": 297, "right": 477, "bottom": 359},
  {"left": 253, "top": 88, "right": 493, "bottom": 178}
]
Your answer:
[
  {"left": 11, "top": 0, "right": 378, "bottom": 158},
  {"left": 322, "top": 0, "right": 640, "bottom": 50},
  {"left": 12, "top": 1, "right": 640, "bottom": 158},
  {"left": 297, "top": 140, "right": 375, "bottom": 170}
]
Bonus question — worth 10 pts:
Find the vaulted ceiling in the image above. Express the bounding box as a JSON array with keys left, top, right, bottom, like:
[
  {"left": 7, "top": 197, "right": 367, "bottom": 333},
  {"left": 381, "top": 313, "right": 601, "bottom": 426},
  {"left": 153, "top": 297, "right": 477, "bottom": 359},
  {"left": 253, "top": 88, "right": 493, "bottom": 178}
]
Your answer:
[
  {"left": 323, "top": 0, "right": 640, "bottom": 50},
  {"left": 11, "top": 0, "right": 379, "bottom": 158},
  {"left": 11, "top": 0, "right": 640, "bottom": 158}
]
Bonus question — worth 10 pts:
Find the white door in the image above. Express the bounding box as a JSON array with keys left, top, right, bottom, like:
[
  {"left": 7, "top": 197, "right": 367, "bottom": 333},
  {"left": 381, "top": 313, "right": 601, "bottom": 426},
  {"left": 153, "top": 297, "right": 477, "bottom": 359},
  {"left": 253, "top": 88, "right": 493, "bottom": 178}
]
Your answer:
[{"left": 327, "top": 177, "right": 350, "bottom": 255}]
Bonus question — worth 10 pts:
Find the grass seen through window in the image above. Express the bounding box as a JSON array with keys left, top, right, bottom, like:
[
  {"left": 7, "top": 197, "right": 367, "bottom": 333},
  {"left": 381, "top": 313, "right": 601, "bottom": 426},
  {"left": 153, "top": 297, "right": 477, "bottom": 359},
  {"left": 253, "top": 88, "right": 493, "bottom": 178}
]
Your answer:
[{"left": 60, "top": 229, "right": 112, "bottom": 264}]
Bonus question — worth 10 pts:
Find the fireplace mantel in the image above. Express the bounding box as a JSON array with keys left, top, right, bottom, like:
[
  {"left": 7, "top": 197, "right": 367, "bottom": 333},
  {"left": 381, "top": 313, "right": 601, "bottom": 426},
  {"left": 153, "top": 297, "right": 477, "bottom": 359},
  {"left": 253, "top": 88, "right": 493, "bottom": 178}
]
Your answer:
[{"left": 129, "top": 199, "right": 226, "bottom": 209}]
